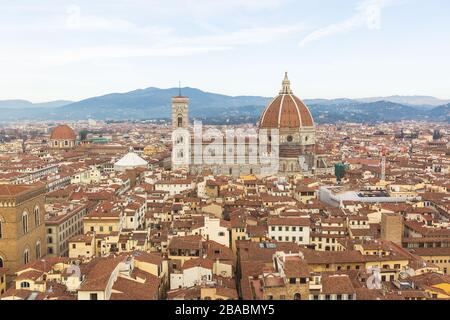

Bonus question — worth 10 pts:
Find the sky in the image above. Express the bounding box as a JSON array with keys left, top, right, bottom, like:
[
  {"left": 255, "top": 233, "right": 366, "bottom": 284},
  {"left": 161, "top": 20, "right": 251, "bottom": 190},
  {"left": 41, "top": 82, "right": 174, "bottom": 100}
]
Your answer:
[{"left": 0, "top": 0, "right": 449, "bottom": 102}]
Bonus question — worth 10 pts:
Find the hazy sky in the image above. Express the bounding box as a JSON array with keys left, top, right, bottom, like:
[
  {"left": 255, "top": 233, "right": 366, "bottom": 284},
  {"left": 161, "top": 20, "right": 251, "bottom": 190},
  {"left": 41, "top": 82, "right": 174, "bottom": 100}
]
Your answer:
[{"left": 1, "top": 0, "right": 449, "bottom": 102}]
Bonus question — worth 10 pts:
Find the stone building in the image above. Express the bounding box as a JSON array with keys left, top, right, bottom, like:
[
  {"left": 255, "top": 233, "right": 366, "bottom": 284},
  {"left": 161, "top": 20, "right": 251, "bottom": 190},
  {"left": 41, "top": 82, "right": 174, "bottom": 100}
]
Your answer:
[
  {"left": 172, "top": 73, "right": 330, "bottom": 177},
  {"left": 381, "top": 212, "right": 404, "bottom": 245},
  {"left": 49, "top": 124, "right": 77, "bottom": 150},
  {"left": 0, "top": 184, "right": 46, "bottom": 281}
]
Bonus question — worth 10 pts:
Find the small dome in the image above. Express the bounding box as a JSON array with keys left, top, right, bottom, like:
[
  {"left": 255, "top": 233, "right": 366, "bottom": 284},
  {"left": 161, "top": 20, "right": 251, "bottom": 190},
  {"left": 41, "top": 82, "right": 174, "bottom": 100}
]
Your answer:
[
  {"left": 259, "top": 73, "right": 314, "bottom": 129},
  {"left": 50, "top": 125, "right": 76, "bottom": 140},
  {"left": 114, "top": 151, "right": 148, "bottom": 171}
]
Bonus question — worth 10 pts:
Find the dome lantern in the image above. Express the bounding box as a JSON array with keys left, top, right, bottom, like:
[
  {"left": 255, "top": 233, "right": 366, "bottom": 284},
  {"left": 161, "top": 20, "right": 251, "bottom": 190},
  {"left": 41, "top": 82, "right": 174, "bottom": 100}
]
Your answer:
[{"left": 280, "top": 72, "right": 293, "bottom": 95}]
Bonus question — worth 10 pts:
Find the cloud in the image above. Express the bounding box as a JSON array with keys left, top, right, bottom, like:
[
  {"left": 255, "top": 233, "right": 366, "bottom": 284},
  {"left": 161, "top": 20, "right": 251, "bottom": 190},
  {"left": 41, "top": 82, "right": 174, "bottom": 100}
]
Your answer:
[
  {"left": 0, "top": 45, "right": 232, "bottom": 68},
  {"left": 299, "top": 0, "right": 395, "bottom": 47},
  {"left": 174, "top": 24, "right": 306, "bottom": 47}
]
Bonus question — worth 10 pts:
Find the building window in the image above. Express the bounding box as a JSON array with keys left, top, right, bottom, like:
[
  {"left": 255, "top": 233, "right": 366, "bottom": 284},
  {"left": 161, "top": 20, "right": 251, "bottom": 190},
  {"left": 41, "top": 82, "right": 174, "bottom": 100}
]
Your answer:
[
  {"left": 0, "top": 220, "right": 3, "bottom": 239},
  {"left": 34, "top": 206, "right": 40, "bottom": 227},
  {"left": 286, "top": 135, "right": 293, "bottom": 142},
  {"left": 337, "top": 294, "right": 342, "bottom": 300},
  {"left": 20, "top": 282, "right": 31, "bottom": 288},
  {"left": 35, "top": 242, "right": 41, "bottom": 259},
  {"left": 90, "top": 293, "right": 98, "bottom": 300},
  {"left": 290, "top": 278, "right": 296, "bottom": 284},
  {"left": 23, "top": 249, "right": 30, "bottom": 265},
  {"left": 271, "top": 226, "right": 275, "bottom": 231},
  {"left": 0, "top": 256, "right": 4, "bottom": 268},
  {"left": 22, "top": 212, "right": 29, "bottom": 234}
]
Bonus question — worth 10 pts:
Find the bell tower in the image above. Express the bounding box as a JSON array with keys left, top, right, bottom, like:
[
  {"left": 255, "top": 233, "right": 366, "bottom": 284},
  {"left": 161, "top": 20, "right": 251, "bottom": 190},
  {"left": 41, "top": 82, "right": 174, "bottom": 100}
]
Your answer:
[{"left": 172, "top": 83, "right": 189, "bottom": 129}]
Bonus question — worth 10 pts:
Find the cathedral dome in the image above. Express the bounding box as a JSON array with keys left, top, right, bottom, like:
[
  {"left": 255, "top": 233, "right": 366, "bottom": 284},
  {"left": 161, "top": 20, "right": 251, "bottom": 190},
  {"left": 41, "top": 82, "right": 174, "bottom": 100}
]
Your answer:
[
  {"left": 259, "top": 73, "right": 314, "bottom": 129},
  {"left": 50, "top": 124, "right": 77, "bottom": 140}
]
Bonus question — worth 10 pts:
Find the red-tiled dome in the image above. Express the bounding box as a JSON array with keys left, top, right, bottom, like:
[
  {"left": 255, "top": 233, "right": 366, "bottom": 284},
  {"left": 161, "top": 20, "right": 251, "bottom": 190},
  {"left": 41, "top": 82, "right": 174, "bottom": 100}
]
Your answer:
[
  {"left": 259, "top": 73, "right": 314, "bottom": 129},
  {"left": 50, "top": 125, "right": 76, "bottom": 140}
]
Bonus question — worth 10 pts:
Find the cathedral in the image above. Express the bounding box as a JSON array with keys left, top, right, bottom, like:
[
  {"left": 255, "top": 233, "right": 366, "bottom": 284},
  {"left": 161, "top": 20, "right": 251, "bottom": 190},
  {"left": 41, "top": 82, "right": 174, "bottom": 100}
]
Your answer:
[{"left": 171, "top": 73, "right": 330, "bottom": 177}]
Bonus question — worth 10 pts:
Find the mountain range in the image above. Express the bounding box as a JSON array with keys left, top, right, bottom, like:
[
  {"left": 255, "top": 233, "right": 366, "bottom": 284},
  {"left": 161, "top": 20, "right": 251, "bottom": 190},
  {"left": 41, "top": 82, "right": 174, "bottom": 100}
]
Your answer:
[{"left": 0, "top": 88, "right": 448, "bottom": 124}]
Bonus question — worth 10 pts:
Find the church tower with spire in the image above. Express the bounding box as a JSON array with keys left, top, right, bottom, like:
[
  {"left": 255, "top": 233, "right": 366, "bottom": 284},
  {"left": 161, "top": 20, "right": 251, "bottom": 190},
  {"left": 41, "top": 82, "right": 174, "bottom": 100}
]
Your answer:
[{"left": 172, "top": 83, "right": 189, "bottom": 129}]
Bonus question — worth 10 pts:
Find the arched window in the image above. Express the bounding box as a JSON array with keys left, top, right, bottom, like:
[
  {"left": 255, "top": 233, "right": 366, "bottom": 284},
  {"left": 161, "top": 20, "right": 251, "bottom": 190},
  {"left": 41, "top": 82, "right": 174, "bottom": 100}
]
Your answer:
[
  {"left": 34, "top": 206, "right": 40, "bottom": 227},
  {"left": 35, "top": 241, "right": 41, "bottom": 260},
  {"left": 23, "top": 249, "right": 30, "bottom": 265},
  {"left": 22, "top": 211, "right": 29, "bottom": 234},
  {"left": 20, "top": 282, "right": 30, "bottom": 288},
  {"left": 177, "top": 116, "right": 183, "bottom": 127},
  {"left": 0, "top": 256, "right": 4, "bottom": 268},
  {"left": 0, "top": 219, "right": 3, "bottom": 239},
  {"left": 294, "top": 293, "right": 301, "bottom": 300}
]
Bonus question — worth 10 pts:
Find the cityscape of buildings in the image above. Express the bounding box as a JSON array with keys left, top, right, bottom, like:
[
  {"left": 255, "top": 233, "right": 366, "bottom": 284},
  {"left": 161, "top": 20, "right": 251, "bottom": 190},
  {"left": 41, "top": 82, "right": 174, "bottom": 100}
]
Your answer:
[{"left": 0, "top": 74, "right": 449, "bottom": 301}]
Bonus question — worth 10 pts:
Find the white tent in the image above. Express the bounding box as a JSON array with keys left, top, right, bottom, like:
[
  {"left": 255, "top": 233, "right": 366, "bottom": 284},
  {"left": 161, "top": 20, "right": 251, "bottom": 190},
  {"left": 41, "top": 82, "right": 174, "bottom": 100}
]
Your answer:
[{"left": 114, "top": 151, "right": 148, "bottom": 172}]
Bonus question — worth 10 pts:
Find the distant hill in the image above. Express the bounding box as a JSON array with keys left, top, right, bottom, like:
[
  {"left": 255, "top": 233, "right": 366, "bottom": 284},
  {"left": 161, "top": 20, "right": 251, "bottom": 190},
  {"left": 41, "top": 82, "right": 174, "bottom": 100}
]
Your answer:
[
  {"left": 57, "top": 87, "right": 271, "bottom": 120},
  {"left": 356, "top": 95, "right": 450, "bottom": 107},
  {"left": 0, "top": 99, "right": 72, "bottom": 109},
  {"left": 0, "top": 88, "right": 448, "bottom": 124},
  {"left": 426, "top": 103, "right": 450, "bottom": 122}
]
